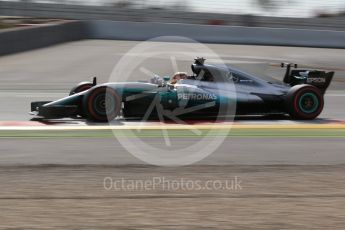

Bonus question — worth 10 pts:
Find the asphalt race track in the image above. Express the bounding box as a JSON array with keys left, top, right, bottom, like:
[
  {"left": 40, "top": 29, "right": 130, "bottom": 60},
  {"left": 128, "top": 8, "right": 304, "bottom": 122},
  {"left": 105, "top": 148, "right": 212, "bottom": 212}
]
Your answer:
[
  {"left": 0, "top": 40, "right": 344, "bottom": 228},
  {"left": 0, "top": 40, "right": 344, "bottom": 165}
]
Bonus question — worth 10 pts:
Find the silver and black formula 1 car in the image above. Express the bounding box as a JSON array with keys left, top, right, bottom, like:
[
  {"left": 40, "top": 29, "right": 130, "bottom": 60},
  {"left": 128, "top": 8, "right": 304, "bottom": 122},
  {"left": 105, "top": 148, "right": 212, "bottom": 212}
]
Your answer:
[{"left": 31, "top": 58, "right": 334, "bottom": 122}]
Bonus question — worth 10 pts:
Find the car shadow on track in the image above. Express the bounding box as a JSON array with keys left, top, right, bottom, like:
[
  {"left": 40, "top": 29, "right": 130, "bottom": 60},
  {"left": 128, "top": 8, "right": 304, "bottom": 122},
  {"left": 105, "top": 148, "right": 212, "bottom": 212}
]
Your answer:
[{"left": 30, "top": 115, "right": 344, "bottom": 126}]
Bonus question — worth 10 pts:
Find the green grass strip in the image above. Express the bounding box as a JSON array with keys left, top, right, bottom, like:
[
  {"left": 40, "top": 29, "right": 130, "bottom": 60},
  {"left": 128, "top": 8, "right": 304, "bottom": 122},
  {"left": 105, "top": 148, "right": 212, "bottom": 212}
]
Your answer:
[{"left": 0, "top": 129, "right": 344, "bottom": 138}]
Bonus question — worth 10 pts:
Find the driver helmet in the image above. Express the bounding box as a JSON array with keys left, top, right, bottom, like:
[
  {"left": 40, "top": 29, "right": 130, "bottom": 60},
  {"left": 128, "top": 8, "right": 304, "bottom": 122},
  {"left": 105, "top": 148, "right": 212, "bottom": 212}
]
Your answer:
[{"left": 171, "top": 72, "right": 188, "bottom": 84}]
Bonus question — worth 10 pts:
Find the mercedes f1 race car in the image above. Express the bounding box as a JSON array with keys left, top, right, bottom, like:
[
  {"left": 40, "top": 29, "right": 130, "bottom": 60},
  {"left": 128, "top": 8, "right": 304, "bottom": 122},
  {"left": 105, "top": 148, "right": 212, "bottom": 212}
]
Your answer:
[{"left": 31, "top": 58, "right": 334, "bottom": 121}]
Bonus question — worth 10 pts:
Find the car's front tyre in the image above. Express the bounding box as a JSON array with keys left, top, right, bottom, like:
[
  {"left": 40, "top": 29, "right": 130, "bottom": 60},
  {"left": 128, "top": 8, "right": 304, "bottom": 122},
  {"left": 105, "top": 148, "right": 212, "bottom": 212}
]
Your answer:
[
  {"left": 285, "top": 84, "right": 324, "bottom": 120},
  {"left": 83, "top": 86, "right": 121, "bottom": 122},
  {"left": 69, "top": 82, "right": 94, "bottom": 96}
]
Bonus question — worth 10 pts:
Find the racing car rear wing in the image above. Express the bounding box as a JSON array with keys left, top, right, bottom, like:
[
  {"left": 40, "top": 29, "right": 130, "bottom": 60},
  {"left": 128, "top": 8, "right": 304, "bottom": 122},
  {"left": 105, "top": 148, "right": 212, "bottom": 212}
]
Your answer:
[{"left": 282, "top": 63, "right": 334, "bottom": 94}]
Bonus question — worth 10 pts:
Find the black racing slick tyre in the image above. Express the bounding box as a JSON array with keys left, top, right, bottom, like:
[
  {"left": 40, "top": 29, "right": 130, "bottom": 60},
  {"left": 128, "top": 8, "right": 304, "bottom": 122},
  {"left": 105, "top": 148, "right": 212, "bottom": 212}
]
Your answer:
[
  {"left": 285, "top": 84, "right": 324, "bottom": 120},
  {"left": 69, "top": 82, "right": 94, "bottom": 96},
  {"left": 83, "top": 86, "right": 121, "bottom": 122}
]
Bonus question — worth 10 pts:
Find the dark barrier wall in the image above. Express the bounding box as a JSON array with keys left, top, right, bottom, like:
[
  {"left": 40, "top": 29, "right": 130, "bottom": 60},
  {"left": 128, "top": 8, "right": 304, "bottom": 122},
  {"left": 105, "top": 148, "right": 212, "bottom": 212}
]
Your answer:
[
  {"left": 1, "top": 20, "right": 345, "bottom": 56},
  {"left": 87, "top": 20, "right": 345, "bottom": 48},
  {"left": 0, "top": 21, "right": 87, "bottom": 56}
]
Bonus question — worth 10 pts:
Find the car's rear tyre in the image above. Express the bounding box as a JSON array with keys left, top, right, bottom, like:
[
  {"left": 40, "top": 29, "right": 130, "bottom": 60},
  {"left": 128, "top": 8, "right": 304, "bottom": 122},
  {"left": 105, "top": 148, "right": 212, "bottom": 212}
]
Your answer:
[
  {"left": 83, "top": 86, "right": 121, "bottom": 122},
  {"left": 69, "top": 82, "right": 93, "bottom": 96},
  {"left": 285, "top": 84, "right": 324, "bottom": 120}
]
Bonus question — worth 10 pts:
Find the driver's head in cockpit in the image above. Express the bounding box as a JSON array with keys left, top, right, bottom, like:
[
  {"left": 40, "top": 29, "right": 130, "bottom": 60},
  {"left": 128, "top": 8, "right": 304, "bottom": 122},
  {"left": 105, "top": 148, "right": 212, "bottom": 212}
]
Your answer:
[{"left": 170, "top": 72, "right": 188, "bottom": 84}]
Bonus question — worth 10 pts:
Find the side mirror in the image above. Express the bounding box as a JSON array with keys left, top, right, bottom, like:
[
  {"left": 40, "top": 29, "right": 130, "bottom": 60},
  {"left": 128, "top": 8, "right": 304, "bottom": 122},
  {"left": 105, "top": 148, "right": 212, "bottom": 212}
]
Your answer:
[
  {"left": 294, "top": 64, "right": 298, "bottom": 68},
  {"left": 281, "top": 63, "right": 285, "bottom": 68},
  {"left": 163, "top": 76, "right": 170, "bottom": 82}
]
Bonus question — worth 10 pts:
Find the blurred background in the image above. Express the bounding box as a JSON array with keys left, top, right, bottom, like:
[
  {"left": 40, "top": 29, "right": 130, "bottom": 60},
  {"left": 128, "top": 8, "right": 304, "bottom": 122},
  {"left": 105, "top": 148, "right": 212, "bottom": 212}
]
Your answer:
[
  {"left": 1, "top": 1, "right": 345, "bottom": 229},
  {"left": 2, "top": 0, "right": 345, "bottom": 17},
  {"left": 1, "top": 0, "right": 345, "bottom": 29}
]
